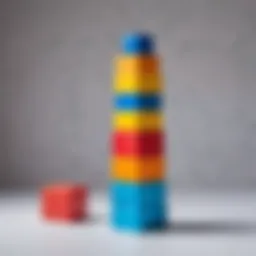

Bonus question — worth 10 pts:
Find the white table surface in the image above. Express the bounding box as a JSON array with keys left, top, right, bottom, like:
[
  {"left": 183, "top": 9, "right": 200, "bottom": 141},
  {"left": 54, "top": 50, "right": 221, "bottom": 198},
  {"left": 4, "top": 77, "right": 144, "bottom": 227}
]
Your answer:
[{"left": 1, "top": 191, "right": 256, "bottom": 256}]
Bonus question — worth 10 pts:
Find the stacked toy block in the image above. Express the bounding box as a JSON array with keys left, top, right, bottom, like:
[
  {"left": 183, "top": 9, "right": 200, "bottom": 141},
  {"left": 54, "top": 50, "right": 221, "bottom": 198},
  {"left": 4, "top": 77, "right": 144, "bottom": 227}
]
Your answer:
[{"left": 110, "top": 32, "right": 167, "bottom": 231}]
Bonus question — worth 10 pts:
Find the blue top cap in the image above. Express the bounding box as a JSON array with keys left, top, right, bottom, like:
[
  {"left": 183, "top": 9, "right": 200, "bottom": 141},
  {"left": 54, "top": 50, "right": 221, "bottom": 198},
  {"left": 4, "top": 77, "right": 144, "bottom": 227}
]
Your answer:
[{"left": 121, "top": 32, "right": 155, "bottom": 54}]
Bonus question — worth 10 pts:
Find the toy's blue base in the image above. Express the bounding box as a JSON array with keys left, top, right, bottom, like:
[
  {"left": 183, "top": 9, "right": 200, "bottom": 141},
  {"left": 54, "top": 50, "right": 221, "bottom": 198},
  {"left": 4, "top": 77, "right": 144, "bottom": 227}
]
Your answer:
[
  {"left": 110, "top": 182, "right": 169, "bottom": 233},
  {"left": 112, "top": 219, "right": 167, "bottom": 233},
  {"left": 110, "top": 181, "right": 166, "bottom": 205}
]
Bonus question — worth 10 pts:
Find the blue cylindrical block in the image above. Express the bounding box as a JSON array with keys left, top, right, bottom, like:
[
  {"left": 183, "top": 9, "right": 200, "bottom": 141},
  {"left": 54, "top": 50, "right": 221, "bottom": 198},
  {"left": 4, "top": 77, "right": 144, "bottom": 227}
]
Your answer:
[
  {"left": 110, "top": 182, "right": 167, "bottom": 231},
  {"left": 121, "top": 32, "right": 155, "bottom": 54},
  {"left": 114, "top": 94, "right": 162, "bottom": 111}
]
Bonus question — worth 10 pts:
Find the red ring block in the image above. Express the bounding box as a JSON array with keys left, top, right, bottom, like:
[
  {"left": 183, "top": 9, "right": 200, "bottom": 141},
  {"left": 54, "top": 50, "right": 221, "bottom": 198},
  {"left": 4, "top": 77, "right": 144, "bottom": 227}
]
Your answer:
[
  {"left": 112, "top": 131, "right": 164, "bottom": 156},
  {"left": 41, "top": 184, "right": 88, "bottom": 222}
]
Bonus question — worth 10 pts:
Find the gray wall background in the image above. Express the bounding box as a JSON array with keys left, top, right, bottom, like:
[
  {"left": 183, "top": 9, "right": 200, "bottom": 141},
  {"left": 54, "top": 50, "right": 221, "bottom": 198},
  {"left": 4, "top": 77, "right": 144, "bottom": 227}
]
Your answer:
[{"left": 1, "top": 0, "right": 256, "bottom": 190}]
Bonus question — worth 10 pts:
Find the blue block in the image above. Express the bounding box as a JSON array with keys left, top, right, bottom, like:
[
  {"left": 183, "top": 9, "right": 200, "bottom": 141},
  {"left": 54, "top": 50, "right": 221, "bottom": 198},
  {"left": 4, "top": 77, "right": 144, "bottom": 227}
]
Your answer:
[
  {"left": 121, "top": 32, "right": 155, "bottom": 54},
  {"left": 111, "top": 181, "right": 166, "bottom": 205},
  {"left": 110, "top": 182, "right": 167, "bottom": 231},
  {"left": 114, "top": 94, "right": 162, "bottom": 111},
  {"left": 112, "top": 203, "right": 166, "bottom": 231}
]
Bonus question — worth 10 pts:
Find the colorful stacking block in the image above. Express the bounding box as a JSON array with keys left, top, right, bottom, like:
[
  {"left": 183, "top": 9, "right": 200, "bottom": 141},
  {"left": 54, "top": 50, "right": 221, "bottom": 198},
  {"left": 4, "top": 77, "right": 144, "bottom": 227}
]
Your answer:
[
  {"left": 112, "top": 131, "right": 164, "bottom": 156},
  {"left": 41, "top": 183, "right": 88, "bottom": 222},
  {"left": 114, "top": 94, "right": 162, "bottom": 111},
  {"left": 113, "top": 112, "right": 163, "bottom": 131},
  {"left": 112, "top": 205, "right": 166, "bottom": 231},
  {"left": 111, "top": 182, "right": 165, "bottom": 204},
  {"left": 111, "top": 182, "right": 166, "bottom": 230},
  {"left": 114, "top": 73, "right": 162, "bottom": 93},
  {"left": 110, "top": 32, "right": 167, "bottom": 232},
  {"left": 114, "top": 55, "right": 160, "bottom": 74},
  {"left": 121, "top": 32, "right": 155, "bottom": 54},
  {"left": 111, "top": 156, "right": 164, "bottom": 182}
]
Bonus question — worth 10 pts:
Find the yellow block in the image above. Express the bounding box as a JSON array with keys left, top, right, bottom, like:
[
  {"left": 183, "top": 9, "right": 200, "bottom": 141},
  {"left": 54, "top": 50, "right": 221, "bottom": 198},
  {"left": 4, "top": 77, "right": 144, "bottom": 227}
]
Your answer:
[
  {"left": 113, "top": 112, "right": 163, "bottom": 131},
  {"left": 111, "top": 156, "right": 164, "bottom": 182},
  {"left": 113, "top": 55, "right": 163, "bottom": 93},
  {"left": 114, "top": 55, "right": 160, "bottom": 74},
  {"left": 114, "top": 73, "right": 162, "bottom": 93}
]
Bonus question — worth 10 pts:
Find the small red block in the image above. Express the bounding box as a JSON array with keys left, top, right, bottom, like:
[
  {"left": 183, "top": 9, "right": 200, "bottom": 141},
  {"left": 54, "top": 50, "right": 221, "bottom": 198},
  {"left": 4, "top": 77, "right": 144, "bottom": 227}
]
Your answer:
[{"left": 41, "top": 183, "right": 88, "bottom": 222}]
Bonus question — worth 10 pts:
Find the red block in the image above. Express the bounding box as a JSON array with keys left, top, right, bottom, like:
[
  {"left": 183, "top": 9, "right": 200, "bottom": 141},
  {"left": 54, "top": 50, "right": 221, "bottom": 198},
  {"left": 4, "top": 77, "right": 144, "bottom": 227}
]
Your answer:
[
  {"left": 112, "top": 131, "right": 164, "bottom": 156},
  {"left": 41, "top": 184, "right": 88, "bottom": 222}
]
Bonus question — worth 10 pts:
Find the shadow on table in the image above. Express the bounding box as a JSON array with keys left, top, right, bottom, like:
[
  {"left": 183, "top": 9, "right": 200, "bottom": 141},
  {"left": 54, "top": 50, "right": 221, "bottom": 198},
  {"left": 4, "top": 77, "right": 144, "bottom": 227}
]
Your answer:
[
  {"left": 70, "top": 214, "right": 256, "bottom": 235},
  {"left": 156, "top": 220, "right": 256, "bottom": 235}
]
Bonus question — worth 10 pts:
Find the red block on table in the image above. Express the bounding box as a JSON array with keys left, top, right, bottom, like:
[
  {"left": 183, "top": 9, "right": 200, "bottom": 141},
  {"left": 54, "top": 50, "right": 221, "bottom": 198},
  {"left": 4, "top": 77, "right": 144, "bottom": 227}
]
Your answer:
[
  {"left": 112, "top": 131, "right": 164, "bottom": 156},
  {"left": 41, "top": 184, "right": 88, "bottom": 222}
]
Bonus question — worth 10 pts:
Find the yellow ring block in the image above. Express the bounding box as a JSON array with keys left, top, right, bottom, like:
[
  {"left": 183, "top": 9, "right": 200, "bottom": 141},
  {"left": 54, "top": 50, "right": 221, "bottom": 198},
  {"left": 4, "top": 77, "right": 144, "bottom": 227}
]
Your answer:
[
  {"left": 111, "top": 156, "right": 165, "bottom": 182},
  {"left": 113, "top": 55, "right": 163, "bottom": 93},
  {"left": 114, "top": 73, "right": 162, "bottom": 93},
  {"left": 114, "top": 55, "right": 160, "bottom": 74},
  {"left": 113, "top": 112, "right": 163, "bottom": 131}
]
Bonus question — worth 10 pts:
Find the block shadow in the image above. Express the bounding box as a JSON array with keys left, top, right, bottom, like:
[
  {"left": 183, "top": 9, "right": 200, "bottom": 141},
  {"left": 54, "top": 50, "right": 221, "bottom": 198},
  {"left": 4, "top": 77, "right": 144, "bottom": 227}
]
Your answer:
[{"left": 152, "top": 219, "right": 256, "bottom": 235}]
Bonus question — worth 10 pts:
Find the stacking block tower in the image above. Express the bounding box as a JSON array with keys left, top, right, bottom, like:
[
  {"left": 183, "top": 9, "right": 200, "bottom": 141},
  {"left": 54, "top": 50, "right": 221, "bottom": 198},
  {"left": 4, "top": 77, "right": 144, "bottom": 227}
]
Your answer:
[{"left": 110, "top": 32, "right": 167, "bottom": 231}]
